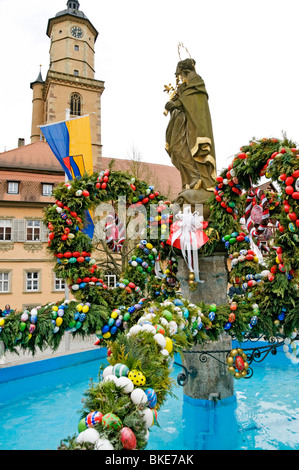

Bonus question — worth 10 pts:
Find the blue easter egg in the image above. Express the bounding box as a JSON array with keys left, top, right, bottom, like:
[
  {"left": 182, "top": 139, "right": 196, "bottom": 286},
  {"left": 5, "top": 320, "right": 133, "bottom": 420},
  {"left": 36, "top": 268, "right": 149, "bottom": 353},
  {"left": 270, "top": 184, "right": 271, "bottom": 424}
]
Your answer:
[
  {"left": 79, "top": 313, "right": 86, "bottom": 322},
  {"left": 30, "top": 315, "right": 37, "bottom": 324},
  {"left": 79, "top": 282, "right": 86, "bottom": 289},
  {"left": 173, "top": 299, "right": 184, "bottom": 306},
  {"left": 278, "top": 312, "right": 285, "bottom": 321},
  {"left": 250, "top": 315, "right": 258, "bottom": 325},
  {"left": 208, "top": 311, "right": 215, "bottom": 321},
  {"left": 108, "top": 318, "right": 115, "bottom": 326},
  {"left": 110, "top": 326, "right": 118, "bottom": 335},
  {"left": 145, "top": 388, "right": 157, "bottom": 408},
  {"left": 224, "top": 322, "right": 231, "bottom": 330},
  {"left": 102, "top": 325, "right": 110, "bottom": 334},
  {"left": 182, "top": 308, "right": 189, "bottom": 319},
  {"left": 115, "top": 319, "right": 122, "bottom": 327}
]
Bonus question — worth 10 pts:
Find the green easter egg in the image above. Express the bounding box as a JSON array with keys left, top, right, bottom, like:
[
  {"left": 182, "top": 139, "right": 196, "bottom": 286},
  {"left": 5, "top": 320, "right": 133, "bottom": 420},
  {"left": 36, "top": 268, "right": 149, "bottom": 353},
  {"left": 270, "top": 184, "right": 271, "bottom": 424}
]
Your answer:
[
  {"left": 19, "top": 322, "right": 26, "bottom": 332},
  {"left": 162, "top": 310, "right": 173, "bottom": 321},
  {"left": 78, "top": 418, "right": 87, "bottom": 433}
]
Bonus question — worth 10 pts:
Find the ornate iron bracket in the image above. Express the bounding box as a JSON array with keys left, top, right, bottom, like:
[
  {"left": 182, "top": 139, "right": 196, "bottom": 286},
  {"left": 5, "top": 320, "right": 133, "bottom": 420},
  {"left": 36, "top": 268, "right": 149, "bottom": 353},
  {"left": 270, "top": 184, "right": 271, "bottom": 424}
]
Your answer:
[{"left": 174, "top": 336, "right": 285, "bottom": 385}]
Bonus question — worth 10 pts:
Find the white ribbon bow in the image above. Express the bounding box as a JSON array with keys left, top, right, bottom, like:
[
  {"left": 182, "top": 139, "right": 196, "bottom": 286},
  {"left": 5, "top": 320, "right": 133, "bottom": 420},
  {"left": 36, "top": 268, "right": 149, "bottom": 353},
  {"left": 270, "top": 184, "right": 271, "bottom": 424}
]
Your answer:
[{"left": 171, "top": 207, "right": 205, "bottom": 283}]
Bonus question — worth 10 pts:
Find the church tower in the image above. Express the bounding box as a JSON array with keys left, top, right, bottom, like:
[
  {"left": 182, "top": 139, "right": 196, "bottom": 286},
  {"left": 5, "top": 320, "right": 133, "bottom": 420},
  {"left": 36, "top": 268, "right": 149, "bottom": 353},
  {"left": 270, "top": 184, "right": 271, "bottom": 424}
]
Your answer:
[{"left": 30, "top": 0, "right": 105, "bottom": 169}]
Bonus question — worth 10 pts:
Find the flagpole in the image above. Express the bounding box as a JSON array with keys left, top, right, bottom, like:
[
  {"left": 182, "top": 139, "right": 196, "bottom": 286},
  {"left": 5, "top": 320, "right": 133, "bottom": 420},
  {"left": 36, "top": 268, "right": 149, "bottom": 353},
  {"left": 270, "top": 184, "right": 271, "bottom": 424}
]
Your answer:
[{"left": 64, "top": 108, "right": 71, "bottom": 351}]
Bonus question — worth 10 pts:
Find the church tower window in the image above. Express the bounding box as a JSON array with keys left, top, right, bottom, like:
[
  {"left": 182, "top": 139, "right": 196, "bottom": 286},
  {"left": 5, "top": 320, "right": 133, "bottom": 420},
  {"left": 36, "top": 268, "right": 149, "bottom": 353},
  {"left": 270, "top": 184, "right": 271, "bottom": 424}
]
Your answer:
[{"left": 70, "top": 93, "right": 82, "bottom": 116}]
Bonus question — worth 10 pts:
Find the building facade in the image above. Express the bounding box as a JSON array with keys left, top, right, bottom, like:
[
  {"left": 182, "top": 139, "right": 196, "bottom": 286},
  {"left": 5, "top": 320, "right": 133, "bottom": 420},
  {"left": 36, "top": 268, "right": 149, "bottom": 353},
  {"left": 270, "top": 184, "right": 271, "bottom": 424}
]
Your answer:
[{"left": 0, "top": 1, "right": 181, "bottom": 311}]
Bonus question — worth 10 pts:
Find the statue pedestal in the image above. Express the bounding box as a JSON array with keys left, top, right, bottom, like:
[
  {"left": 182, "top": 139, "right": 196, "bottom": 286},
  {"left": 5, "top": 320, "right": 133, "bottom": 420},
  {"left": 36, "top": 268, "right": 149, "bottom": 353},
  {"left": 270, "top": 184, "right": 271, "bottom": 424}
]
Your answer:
[{"left": 177, "top": 255, "right": 234, "bottom": 401}]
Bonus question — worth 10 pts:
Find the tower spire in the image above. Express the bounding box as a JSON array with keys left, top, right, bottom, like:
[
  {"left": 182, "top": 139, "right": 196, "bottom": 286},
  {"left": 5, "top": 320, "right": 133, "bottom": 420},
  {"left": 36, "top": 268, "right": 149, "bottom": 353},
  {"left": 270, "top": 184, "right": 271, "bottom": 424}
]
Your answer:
[{"left": 67, "top": 0, "right": 80, "bottom": 10}]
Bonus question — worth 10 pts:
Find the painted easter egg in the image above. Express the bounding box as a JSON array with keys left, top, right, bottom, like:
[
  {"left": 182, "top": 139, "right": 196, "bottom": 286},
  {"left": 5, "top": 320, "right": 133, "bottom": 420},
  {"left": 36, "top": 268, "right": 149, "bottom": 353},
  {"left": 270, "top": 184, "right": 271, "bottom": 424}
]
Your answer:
[
  {"left": 144, "top": 388, "right": 157, "bottom": 408},
  {"left": 120, "top": 427, "right": 137, "bottom": 450},
  {"left": 85, "top": 411, "right": 103, "bottom": 428},
  {"left": 152, "top": 409, "right": 158, "bottom": 425},
  {"left": 128, "top": 369, "right": 146, "bottom": 386},
  {"left": 235, "top": 355, "right": 245, "bottom": 372},
  {"left": 173, "top": 299, "right": 184, "bottom": 306},
  {"left": 102, "top": 413, "right": 122, "bottom": 431},
  {"left": 116, "top": 376, "right": 134, "bottom": 394},
  {"left": 154, "top": 324, "right": 165, "bottom": 335},
  {"left": 130, "top": 388, "right": 148, "bottom": 405},
  {"left": 112, "top": 363, "right": 129, "bottom": 378}
]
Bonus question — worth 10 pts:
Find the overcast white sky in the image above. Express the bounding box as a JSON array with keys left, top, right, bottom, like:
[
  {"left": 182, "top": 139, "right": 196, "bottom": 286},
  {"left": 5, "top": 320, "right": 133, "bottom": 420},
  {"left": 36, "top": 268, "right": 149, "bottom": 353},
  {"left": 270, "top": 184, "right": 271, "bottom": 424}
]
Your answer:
[{"left": 0, "top": 0, "right": 299, "bottom": 174}]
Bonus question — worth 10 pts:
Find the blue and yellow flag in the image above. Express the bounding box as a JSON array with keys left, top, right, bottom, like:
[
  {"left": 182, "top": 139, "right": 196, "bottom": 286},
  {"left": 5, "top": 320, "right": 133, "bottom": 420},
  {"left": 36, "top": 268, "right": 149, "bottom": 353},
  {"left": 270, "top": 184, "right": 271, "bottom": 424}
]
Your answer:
[{"left": 40, "top": 115, "right": 94, "bottom": 238}]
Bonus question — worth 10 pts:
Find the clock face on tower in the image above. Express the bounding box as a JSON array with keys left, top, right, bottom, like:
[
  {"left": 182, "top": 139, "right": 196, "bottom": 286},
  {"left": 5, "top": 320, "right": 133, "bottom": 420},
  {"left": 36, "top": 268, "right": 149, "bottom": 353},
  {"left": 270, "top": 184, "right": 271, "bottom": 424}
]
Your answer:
[{"left": 71, "top": 26, "right": 83, "bottom": 38}]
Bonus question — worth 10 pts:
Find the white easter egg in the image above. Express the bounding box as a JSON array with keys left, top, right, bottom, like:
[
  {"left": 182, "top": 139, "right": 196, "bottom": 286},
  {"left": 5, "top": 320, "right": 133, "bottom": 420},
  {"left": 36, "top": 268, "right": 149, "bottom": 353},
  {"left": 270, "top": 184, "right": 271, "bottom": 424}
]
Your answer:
[
  {"left": 129, "top": 325, "right": 142, "bottom": 335},
  {"left": 168, "top": 321, "right": 178, "bottom": 335},
  {"left": 161, "top": 349, "right": 169, "bottom": 356},
  {"left": 103, "top": 375, "right": 118, "bottom": 384},
  {"left": 102, "top": 365, "right": 114, "bottom": 378},
  {"left": 94, "top": 438, "right": 114, "bottom": 450},
  {"left": 76, "top": 428, "right": 100, "bottom": 444},
  {"left": 141, "top": 324, "right": 156, "bottom": 334},
  {"left": 130, "top": 388, "right": 148, "bottom": 405},
  {"left": 140, "top": 408, "right": 154, "bottom": 428},
  {"left": 116, "top": 376, "right": 134, "bottom": 394},
  {"left": 153, "top": 333, "right": 166, "bottom": 349}
]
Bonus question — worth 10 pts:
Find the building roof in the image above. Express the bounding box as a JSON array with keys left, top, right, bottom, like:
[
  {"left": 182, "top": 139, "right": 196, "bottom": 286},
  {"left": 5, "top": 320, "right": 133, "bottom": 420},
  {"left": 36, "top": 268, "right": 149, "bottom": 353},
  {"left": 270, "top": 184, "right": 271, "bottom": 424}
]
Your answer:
[
  {"left": 0, "top": 142, "right": 181, "bottom": 199},
  {"left": 0, "top": 142, "right": 64, "bottom": 174}
]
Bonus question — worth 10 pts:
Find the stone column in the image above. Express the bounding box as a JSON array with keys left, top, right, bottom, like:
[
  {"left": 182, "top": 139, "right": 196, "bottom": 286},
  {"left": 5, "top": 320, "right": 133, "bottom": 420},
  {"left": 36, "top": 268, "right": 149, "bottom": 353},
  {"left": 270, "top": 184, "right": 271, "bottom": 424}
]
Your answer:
[{"left": 177, "top": 255, "right": 234, "bottom": 401}]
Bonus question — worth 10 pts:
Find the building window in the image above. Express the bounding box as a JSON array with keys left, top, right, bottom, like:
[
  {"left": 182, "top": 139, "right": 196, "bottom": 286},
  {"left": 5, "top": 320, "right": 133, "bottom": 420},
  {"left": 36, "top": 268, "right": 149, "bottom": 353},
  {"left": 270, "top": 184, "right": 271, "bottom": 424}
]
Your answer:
[
  {"left": 26, "top": 272, "right": 39, "bottom": 291},
  {"left": 106, "top": 274, "right": 117, "bottom": 289},
  {"left": 26, "top": 220, "right": 41, "bottom": 241},
  {"left": 0, "top": 272, "right": 9, "bottom": 293},
  {"left": 54, "top": 274, "right": 65, "bottom": 291},
  {"left": 0, "top": 219, "right": 12, "bottom": 241},
  {"left": 74, "top": 45, "right": 79, "bottom": 51},
  {"left": 7, "top": 181, "right": 19, "bottom": 194},
  {"left": 70, "top": 93, "right": 81, "bottom": 116},
  {"left": 42, "top": 184, "right": 53, "bottom": 196},
  {"left": 74, "top": 70, "right": 79, "bottom": 76}
]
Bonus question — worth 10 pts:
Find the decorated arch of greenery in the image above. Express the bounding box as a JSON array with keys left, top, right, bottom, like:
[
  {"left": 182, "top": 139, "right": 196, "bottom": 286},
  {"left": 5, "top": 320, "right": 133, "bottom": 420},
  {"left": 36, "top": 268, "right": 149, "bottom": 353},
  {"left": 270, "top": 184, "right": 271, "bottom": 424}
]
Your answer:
[{"left": 1, "top": 136, "right": 298, "bottom": 450}]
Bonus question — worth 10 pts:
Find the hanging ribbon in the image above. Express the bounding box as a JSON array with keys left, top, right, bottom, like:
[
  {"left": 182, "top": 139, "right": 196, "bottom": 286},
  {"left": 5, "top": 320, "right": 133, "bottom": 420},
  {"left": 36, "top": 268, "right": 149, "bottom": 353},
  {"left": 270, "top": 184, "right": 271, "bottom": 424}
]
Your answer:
[{"left": 166, "top": 207, "right": 209, "bottom": 283}]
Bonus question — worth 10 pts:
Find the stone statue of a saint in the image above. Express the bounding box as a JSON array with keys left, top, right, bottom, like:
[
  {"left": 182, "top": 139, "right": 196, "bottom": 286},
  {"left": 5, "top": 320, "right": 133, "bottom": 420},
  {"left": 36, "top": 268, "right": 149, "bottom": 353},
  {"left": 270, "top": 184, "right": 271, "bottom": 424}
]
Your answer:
[{"left": 165, "top": 58, "right": 217, "bottom": 195}]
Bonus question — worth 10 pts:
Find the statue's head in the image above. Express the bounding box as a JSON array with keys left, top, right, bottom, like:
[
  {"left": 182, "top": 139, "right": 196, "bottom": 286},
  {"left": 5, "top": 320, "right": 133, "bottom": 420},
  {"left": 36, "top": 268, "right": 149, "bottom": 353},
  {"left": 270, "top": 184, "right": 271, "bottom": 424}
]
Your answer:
[{"left": 175, "top": 58, "right": 196, "bottom": 77}]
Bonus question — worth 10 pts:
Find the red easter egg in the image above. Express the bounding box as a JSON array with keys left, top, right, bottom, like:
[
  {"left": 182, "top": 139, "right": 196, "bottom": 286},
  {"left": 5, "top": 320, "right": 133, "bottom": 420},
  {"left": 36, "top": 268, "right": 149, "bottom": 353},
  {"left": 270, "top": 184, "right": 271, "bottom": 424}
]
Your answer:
[
  {"left": 61, "top": 234, "right": 68, "bottom": 241},
  {"left": 236, "top": 235, "right": 245, "bottom": 242},
  {"left": 285, "top": 176, "right": 294, "bottom": 186},
  {"left": 292, "top": 170, "right": 299, "bottom": 178},
  {"left": 63, "top": 252, "right": 72, "bottom": 258},
  {"left": 238, "top": 152, "right": 247, "bottom": 159},
  {"left": 77, "top": 256, "right": 85, "bottom": 263},
  {"left": 285, "top": 186, "right": 294, "bottom": 195},
  {"left": 82, "top": 190, "right": 90, "bottom": 197},
  {"left": 103, "top": 175, "right": 109, "bottom": 183},
  {"left": 288, "top": 212, "right": 297, "bottom": 221},
  {"left": 228, "top": 313, "right": 236, "bottom": 323},
  {"left": 120, "top": 427, "right": 137, "bottom": 450},
  {"left": 216, "top": 176, "right": 223, "bottom": 183},
  {"left": 292, "top": 192, "right": 299, "bottom": 200},
  {"left": 96, "top": 182, "right": 101, "bottom": 189},
  {"left": 279, "top": 174, "right": 286, "bottom": 181},
  {"left": 70, "top": 211, "right": 78, "bottom": 218},
  {"left": 104, "top": 169, "right": 110, "bottom": 176},
  {"left": 101, "top": 183, "right": 107, "bottom": 189},
  {"left": 49, "top": 232, "right": 55, "bottom": 240},
  {"left": 235, "top": 355, "right": 245, "bottom": 371},
  {"left": 280, "top": 148, "right": 286, "bottom": 154}
]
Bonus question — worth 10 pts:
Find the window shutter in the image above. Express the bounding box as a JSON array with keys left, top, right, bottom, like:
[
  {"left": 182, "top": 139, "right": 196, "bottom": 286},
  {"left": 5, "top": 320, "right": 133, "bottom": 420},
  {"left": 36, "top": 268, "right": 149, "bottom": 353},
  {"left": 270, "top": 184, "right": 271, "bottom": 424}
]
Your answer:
[
  {"left": 13, "top": 219, "right": 26, "bottom": 242},
  {"left": 41, "top": 222, "right": 49, "bottom": 242}
]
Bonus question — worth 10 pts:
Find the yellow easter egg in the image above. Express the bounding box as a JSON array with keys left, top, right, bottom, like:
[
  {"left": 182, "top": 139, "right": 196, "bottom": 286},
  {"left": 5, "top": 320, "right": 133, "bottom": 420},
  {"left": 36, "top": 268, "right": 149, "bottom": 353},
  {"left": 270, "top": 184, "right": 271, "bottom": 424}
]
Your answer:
[
  {"left": 276, "top": 256, "right": 280, "bottom": 264},
  {"left": 111, "top": 310, "right": 118, "bottom": 319},
  {"left": 146, "top": 243, "right": 153, "bottom": 250},
  {"left": 165, "top": 337, "right": 173, "bottom": 354},
  {"left": 56, "top": 317, "right": 63, "bottom": 327},
  {"left": 0, "top": 319, "right": 5, "bottom": 327},
  {"left": 28, "top": 334, "right": 32, "bottom": 340},
  {"left": 103, "top": 332, "right": 111, "bottom": 339},
  {"left": 82, "top": 305, "right": 89, "bottom": 313},
  {"left": 253, "top": 256, "right": 259, "bottom": 263},
  {"left": 52, "top": 306, "right": 58, "bottom": 312},
  {"left": 76, "top": 304, "right": 83, "bottom": 312}
]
